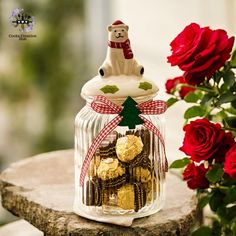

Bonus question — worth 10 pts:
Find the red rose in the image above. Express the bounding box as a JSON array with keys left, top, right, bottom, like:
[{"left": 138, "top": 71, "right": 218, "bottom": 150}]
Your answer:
[
  {"left": 179, "top": 84, "right": 195, "bottom": 99},
  {"left": 211, "top": 132, "right": 235, "bottom": 163},
  {"left": 183, "top": 162, "right": 209, "bottom": 189},
  {"left": 224, "top": 144, "right": 236, "bottom": 179},
  {"left": 165, "top": 77, "right": 182, "bottom": 94},
  {"left": 180, "top": 118, "right": 234, "bottom": 162},
  {"left": 165, "top": 76, "right": 195, "bottom": 98},
  {"left": 167, "top": 23, "right": 234, "bottom": 85}
]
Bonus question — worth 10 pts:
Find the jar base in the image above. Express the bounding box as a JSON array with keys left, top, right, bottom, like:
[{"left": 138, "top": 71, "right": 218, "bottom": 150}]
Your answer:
[{"left": 73, "top": 196, "right": 165, "bottom": 223}]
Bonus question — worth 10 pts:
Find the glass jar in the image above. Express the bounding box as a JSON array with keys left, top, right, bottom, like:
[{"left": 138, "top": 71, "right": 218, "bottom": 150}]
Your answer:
[{"left": 74, "top": 93, "right": 166, "bottom": 219}]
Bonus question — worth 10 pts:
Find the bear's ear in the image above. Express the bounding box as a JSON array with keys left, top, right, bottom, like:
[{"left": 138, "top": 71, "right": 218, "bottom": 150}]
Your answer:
[
  {"left": 108, "top": 25, "right": 113, "bottom": 32},
  {"left": 124, "top": 25, "right": 129, "bottom": 31}
]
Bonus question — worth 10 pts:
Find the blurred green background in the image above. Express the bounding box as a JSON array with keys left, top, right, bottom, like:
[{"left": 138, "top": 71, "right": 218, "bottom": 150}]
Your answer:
[
  {"left": 0, "top": 0, "right": 87, "bottom": 168},
  {"left": 0, "top": 0, "right": 91, "bottom": 225}
]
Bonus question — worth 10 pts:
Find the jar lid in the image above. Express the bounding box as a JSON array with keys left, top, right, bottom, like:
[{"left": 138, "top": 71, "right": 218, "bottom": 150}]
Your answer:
[
  {"left": 81, "top": 75, "right": 159, "bottom": 101},
  {"left": 81, "top": 20, "right": 159, "bottom": 103}
]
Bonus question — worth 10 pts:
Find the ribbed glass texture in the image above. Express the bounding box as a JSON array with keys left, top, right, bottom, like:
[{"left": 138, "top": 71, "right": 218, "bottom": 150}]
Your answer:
[{"left": 74, "top": 95, "right": 166, "bottom": 218}]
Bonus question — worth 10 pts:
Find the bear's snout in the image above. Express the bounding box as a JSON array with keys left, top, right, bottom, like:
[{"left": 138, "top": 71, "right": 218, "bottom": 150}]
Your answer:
[{"left": 115, "top": 32, "right": 124, "bottom": 38}]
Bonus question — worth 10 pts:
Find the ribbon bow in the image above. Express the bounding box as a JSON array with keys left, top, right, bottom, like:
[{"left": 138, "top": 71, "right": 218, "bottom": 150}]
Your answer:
[{"left": 80, "top": 95, "right": 168, "bottom": 186}]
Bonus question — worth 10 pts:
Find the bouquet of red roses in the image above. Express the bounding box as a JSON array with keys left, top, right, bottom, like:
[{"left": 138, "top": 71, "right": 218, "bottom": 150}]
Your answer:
[{"left": 166, "top": 23, "right": 236, "bottom": 236}]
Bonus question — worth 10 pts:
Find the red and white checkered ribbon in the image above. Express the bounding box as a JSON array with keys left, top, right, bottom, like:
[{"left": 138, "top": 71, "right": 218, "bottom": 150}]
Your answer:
[{"left": 80, "top": 95, "right": 167, "bottom": 186}]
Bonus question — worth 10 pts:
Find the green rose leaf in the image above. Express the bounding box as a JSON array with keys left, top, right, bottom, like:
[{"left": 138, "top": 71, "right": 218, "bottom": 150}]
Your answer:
[
  {"left": 230, "top": 82, "right": 236, "bottom": 93},
  {"left": 184, "top": 106, "right": 206, "bottom": 119},
  {"left": 212, "top": 220, "right": 222, "bottom": 236},
  {"left": 220, "top": 83, "right": 229, "bottom": 93},
  {"left": 223, "top": 70, "right": 235, "bottom": 87},
  {"left": 200, "top": 93, "right": 214, "bottom": 107},
  {"left": 224, "top": 117, "right": 236, "bottom": 128},
  {"left": 231, "top": 99, "right": 236, "bottom": 109},
  {"left": 100, "top": 85, "right": 119, "bottom": 94},
  {"left": 209, "top": 189, "right": 224, "bottom": 212},
  {"left": 216, "top": 92, "right": 236, "bottom": 106},
  {"left": 228, "top": 205, "right": 236, "bottom": 221},
  {"left": 192, "top": 226, "right": 212, "bottom": 236},
  {"left": 184, "top": 92, "right": 199, "bottom": 103},
  {"left": 206, "top": 164, "right": 224, "bottom": 183},
  {"left": 198, "top": 195, "right": 210, "bottom": 209},
  {"left": 223, "top": 188, "right": 236, "bottom": 204},
  {"left": 230, "top": 48, "right": 236, "bottom": 68},
  {"left": 225, "top": 106, "right": 236, "bottom": 115},
  {"left": 166, "top": 97, "right": 178, "bottom": 108},
  {"left": 214, "top": 71, "right": 223, "bottom": 84},
  {"left": 219, "top": 205, "right": 236, "bottom": 222},
  {"left": 232, "top": 220, "right": 236, "bottom": 234},
  {"left": 215, "top": 110, "right": 228, "bottom": 123},
  {"left": 138, "top": 82, "right": 152, "bottom": 91},
  {"left": 169, "top": 157, "right": 190, "bottom": 168}
]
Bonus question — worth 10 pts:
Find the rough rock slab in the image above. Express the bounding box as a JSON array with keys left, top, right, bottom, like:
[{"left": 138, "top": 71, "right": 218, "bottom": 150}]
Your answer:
[{"left": 0, "top": 150, "right": 197, "bottom": 236}]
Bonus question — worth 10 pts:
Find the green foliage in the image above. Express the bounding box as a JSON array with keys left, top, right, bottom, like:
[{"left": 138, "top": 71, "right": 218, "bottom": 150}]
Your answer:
[
  {"left": 100, "top": 85, "right": 119, "bottom": 94},
  {"left": 224, "top": 117, "right": 236, "bottom": 128},
  {"left": 209, "top": 190, "right": 224, "bottom": 212},
  {"left": 184, "top": 105, "right": 206, "bottom": 119},
  {"left": 166, "top": 34, "right": 236, "bottom": 236},
  {"left": 138, "top": 82, "right": 152, "bottom": 91},
  {"left": 230, "top": 49, "right": 236, "bottom": 68},
  {"left": 192, "top": 226, "right": 212, "bottom": 236},
  {"left": 169, "top": 157, "right": 190, "bottom": 168},
  {"left": 223, "top": 188, "right": 236, "bottom": 204},
  {"left": 231, "top": 99, "right": 236, "bottom": 109},
  {"left": 212, "top": 220, "right": 222, "bottom": 236},
  {"left": 166, "top": 97, "right": 178, "bottom": 108},
  {"left": 184, "top": 91, "right": 200, "bottom": 103},
  {"left": 0, "top": 0, "right": 86, "bottom": 153},
  {"left": 200, "top": 93, "right": 214, "bottom": 107},
  {"left": 223, "top": 70, "right": 235, "bottom": 87},
  {"left": 119, "top": 96, "right": 144, "bottom": 129},
  {"left": 216, "top": 92, "right": 236, "bottom": 106},
  {"left": 206, "top": 164, "right": 224, "bottom": 183},
  {"left": 198, "top": 194, "right": 210, "bottom": 209}
]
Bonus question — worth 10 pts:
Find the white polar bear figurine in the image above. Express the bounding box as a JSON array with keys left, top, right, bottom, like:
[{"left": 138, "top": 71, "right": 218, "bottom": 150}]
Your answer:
[{"left": 99, "top": 20, "right": 144, "bottom": 78}]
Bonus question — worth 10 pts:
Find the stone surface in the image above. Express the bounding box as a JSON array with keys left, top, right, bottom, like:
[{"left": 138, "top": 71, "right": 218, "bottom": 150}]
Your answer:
[
  {"left": 0, "top": 150, "right": 197, "bottom": 236},
  {"left": 0, "top": 219, "right": 43, "bottom": 236}
]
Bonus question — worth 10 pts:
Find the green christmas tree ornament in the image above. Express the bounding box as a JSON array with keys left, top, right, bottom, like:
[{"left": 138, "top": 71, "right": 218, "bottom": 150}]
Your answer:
[{"left": 119, "top": 96, "right": 144, "bottom": 129}]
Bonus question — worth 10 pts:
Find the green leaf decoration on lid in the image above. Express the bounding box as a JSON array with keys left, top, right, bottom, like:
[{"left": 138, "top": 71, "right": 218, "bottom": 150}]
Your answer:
[
  {"left": 119, "top": 96, "right": 144, "bottom": 129},
  {"left": 100, "top": 85, "right": 119, "bottom": 94},
  {"left": 139, "top": 82, "right": 152, "bottom": 91}
]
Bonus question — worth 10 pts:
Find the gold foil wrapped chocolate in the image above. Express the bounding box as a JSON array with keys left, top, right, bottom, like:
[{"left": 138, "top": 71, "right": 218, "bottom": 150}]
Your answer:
[
  {"left": 83, "top": 129, "right": 158, "bottom": 212},
  {"left": 117, "top": 183, "right": 146, "bottom": 212},
  {"left": 132, "top": 166, "right": 152, "bottom": 183},
  {"left": 102, "top": 189, "right": 118, "bottom": 206},
  {"left": 144, "top": 177, "right": 157, "bottom": 203},
  {"left": 117, "top": 184, "right": 135, "bottom": 210},
  {"left": 116, "top": 135, "right": 143, "bottom": 162},
  {"left": 97, "top": 158, "right": 125, "bottom": 180}
]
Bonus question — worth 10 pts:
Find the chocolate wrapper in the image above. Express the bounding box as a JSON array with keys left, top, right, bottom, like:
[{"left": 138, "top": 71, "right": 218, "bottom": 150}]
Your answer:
[
  {"left": 83, "top": 179, "right": 102, "bottom": 206},
  {"left": 117, "top": 183, "right": 146, "bottom": 212},
  {"left": 116, "top": 135, "right": 143, "bottom": 163}
]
